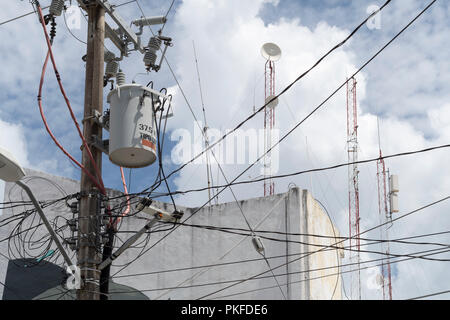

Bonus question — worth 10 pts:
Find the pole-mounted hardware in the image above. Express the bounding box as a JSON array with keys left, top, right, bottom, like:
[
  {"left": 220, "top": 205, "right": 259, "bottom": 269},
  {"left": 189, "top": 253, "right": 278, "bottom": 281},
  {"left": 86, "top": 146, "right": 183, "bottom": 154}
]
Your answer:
[{"left": 98, "top": 199, "right": 183, "bottom": 270}]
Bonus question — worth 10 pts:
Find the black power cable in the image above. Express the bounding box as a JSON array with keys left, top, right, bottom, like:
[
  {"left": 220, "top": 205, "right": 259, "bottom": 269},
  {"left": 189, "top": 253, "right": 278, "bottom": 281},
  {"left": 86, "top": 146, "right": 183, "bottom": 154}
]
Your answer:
[
  {"left": 122, "top": 0, "right": 439, "bottom": 272},
  {"left": 137, "top": 0, "right": 394, "bottom": 192},
  {"left": 196, "top": 191, "right": 449, "bottom": 300},
  {"left": 106, "top": 247, "right": 449, "bottom": 297},
  {"left": 407, "top": 289, "right": 450, "bottom": 300},
  {"left": 209, "top": 247, "right": 450, "bottom": 300},
  {"left": 134, "top": 143, "right": 450, "bottom": 199},
  {"left": 107, "top": 192, "right": 450, "bottom": 298},
  {"left": 110, "top": 229, "right": 450, "bottom": 280}
]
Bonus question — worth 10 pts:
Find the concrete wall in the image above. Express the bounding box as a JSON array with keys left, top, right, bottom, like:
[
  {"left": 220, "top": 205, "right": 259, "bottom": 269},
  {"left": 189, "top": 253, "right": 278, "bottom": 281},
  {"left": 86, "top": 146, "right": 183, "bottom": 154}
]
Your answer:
[
  {"left": 0, "top": 169, "right": 343, "bottom": 300},
  {"left": 303, "top": 192, "right": 344, "bottom": 300}
]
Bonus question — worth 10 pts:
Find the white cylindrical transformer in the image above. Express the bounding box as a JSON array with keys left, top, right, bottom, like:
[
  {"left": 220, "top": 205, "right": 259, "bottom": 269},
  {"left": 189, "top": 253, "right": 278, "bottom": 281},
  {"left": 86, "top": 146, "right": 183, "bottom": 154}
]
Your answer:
[{"left": 107, "top": 84, "right": 158, "bottom": 168}]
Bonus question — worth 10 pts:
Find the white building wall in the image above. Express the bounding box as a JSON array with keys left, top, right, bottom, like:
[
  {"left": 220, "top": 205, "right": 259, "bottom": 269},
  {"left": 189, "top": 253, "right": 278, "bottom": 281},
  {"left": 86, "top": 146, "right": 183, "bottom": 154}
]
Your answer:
[{"left": 0, "top": 169, "right": 343, "bottom": 300}]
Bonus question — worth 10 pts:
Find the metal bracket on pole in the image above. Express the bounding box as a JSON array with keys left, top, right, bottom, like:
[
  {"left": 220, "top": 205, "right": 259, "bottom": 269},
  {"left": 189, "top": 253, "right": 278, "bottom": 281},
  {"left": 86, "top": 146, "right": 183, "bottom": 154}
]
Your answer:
[
  {"left": 105, "top": 23, "right": 128, "bottom": 56},
  {"left": 98, "top": 216, "right": 159, "bottom": 271},
  {"left": 96, "top": 0, "right": 145, "bottom": 54},
  {"left": 91, "top": 110, "right": 110, "bottom": 131},
  {"left": 98, "top": 201, "right": 183, "bottom": 271},
  {"left": 90, "top": 135, "right": 109, "bottom": 154},
  {"left": 75, "top": 0, "right": 144, "bottom": 55}
]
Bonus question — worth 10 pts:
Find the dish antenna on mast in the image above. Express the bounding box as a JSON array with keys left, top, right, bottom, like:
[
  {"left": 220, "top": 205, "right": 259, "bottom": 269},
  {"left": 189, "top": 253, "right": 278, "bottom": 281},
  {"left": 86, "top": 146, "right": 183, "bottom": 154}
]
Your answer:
[
  {"left": 260, "top": 42, "right": 281, "bottom": 197},
  {"left": 261, "top": 43, "right": 281, "bottom": 109},
  {"left": 261, "top": 43, "right": 282, "bottom": 62}
]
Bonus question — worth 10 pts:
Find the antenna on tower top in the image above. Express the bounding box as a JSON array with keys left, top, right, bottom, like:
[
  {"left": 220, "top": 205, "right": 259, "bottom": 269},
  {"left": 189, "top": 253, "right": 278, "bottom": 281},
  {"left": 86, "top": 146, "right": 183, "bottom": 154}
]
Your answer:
[
  {"left": 261, "top": 42, "right": 281, "bottom": 197},
  {"left": 261, "top": 43, "right": 282, "bottom": 61},
  {"left": 377, "top": 116, "right": 382, "bottom": 155}
]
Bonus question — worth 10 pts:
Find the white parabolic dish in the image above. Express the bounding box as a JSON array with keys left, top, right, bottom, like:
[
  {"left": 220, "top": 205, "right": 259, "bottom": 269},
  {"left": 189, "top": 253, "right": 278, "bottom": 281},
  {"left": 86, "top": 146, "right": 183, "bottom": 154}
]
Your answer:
[{"left": 261, "top": 43, "right": 282, "bottom": 61}]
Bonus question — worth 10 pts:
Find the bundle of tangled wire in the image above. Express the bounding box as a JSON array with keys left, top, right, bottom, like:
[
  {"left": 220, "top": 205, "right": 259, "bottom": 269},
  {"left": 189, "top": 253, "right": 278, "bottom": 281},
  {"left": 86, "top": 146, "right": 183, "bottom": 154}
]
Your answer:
[{"left": 1, "top": 176, "right": 74, "bottom": 269}]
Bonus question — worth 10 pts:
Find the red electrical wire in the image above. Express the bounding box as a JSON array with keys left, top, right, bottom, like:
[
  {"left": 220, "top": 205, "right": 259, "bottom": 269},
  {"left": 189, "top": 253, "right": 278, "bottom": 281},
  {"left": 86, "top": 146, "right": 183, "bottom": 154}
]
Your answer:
[
  {"left": 112, "top": 167, "right": 131, "bottom": 229},
  {"left": 38, "top": 49, "right": 104, "bottom": 191},
  {"left": 36, "top": 4, "right": 133, "bottom": 231},
  {"left": 36, "top": 4, "right": 106, "bottom": 195}
]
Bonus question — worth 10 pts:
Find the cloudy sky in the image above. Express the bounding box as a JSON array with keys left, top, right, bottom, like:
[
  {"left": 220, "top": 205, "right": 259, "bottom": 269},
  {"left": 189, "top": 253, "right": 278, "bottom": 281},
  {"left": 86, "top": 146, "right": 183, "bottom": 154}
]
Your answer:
[{"left": 1, "top": 0, "right": 449, "bottom": 300}]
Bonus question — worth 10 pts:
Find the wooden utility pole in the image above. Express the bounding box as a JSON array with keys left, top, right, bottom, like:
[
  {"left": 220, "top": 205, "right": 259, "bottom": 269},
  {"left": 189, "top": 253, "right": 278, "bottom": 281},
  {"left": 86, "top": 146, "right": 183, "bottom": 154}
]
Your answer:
[{"left": 77, "top": 2, "right": 105, "bottom": 300}]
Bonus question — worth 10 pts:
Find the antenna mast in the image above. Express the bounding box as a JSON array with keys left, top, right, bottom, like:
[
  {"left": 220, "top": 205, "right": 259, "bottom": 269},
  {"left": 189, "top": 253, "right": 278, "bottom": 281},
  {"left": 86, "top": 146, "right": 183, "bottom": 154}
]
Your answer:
[
  {"left": 347, "top": 77, "right": 361, "bottom": 300},
  {"left": 193, "top": 41, "right": 216, "bottom": 205},
  {"left": 261, "top": 43, "right": 281, "bottom": 197},
  {"left": 376, "top": 117, "right": 393, "bottom": 300}
]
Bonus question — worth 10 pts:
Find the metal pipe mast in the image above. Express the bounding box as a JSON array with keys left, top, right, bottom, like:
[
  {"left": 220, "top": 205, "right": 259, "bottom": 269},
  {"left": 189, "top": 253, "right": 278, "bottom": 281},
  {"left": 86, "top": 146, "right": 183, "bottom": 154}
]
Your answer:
[
  {"left": 376, "top": 153, "right": 393, "bottom": 300},
  {"left": 347, "top": 77, "right": 361, "bottom": 300},
  {"left": 264, "top": 60, "right": 275, "bottom": 196},
  {"left": 376, "top": 118, "right": 393, "bottom": 300},
  {"left": 192, "top": 41, "right": 216, "bottom": 205}
]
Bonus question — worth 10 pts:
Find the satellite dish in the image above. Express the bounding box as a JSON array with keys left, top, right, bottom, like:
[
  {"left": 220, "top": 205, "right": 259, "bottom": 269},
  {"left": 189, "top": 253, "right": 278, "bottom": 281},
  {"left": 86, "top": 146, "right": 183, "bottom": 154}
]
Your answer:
[{"left": 261, "top": 43, "right": 282, "bottom": 62}]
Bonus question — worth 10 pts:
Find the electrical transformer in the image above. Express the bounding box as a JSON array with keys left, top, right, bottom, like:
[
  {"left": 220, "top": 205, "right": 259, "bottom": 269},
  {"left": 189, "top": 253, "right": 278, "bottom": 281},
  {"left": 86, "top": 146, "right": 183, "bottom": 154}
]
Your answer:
[{"left": 107, "top": 84, "right": 162, "bottom": 168}]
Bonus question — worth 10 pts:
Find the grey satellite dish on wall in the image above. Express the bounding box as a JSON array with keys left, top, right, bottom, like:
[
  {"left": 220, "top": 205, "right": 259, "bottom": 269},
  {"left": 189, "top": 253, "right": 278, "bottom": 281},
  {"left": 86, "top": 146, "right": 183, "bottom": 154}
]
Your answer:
[
  {"left": 2, "top": 259, "right": 64, "bottom": 300},
  {"left": 33, "top": 281, "right": 149, "bottom": 300},
  {"left": 261, "top": 43, "right": 282, "bottom": 62}
]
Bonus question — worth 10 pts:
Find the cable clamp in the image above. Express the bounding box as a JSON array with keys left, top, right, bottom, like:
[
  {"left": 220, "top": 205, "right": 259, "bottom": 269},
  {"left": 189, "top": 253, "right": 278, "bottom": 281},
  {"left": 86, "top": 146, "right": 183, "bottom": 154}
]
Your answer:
[
  {"left": 88, "top": 135, "right": 109, "bottom": 155},
  {"left": 78, "top": 258, "right": 101, "bottom": 265}
]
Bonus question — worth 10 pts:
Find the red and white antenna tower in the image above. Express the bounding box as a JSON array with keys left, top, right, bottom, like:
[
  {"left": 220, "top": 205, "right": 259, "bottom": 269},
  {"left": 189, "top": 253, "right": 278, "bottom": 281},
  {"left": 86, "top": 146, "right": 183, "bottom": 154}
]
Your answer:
[
  {"left": 376, "top": 118, "right": 393, "bottom": 300},
  {"left": 261, "top": 43, "right": 281, "bottom": 197},
  {"left": 347, "top": 77, "right": 361, "bottom": 300}
]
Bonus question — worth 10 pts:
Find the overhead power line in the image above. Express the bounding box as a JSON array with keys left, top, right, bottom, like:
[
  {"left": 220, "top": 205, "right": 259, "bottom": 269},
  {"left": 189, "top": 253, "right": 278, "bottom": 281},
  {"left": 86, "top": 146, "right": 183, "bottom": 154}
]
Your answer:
[
  {"left": 0, "top": 0, "right": 138, "bottom": 28},
  {"left": 104, "top": 0, "right": 439, "bottom": 279},
  {"left": 107, "top": 247, "right": 449, "bottom": 296},
  {"left": 5, "top": 194, "right": 448, "bottom": 294},
  {"left": 115, "top": 0, "right": 137, "bottom": 8},
  {"left": 110, "top": 230, "right": 450, "bottom": 280},
  {"left": 209, "top": 248, "right": 450, "bottom": 300},
  {"left": 117, "top": 221, "right": 450, "bottom": 246},
  {"left": 165, "top": 221, "right": 450, "bottom": 249},
  {"left": 188, "top": 0, "right": 439, "bottom": 225},
  {"left": 137, "top": 0, "right": 394, "bottom": 192},
  {"left": 63, "top": 9, "right": 87, "bottom": 45},
  {"left": 0, "top": 5, "right": 50, "bottom": 26},
  {"left": 107, "top": 191, "right": 450, "bottom": 299},
  {"left": 160, "top": 0, "right": 176, "bottom": 33},
  {"left": 132, "top": 142, "right": 450, "bottom": 199},
  {"left": 133, "top": 0, "right": 288, "bottom": 299},
  {"left": 91, "top": 139, "right": 450, "bottom": 205},
  {"left": 407, "top": 289, "right": 450, "bottom": 300},
  {"left": 195, "top": 192, "right": 450, "bottom": 300}
]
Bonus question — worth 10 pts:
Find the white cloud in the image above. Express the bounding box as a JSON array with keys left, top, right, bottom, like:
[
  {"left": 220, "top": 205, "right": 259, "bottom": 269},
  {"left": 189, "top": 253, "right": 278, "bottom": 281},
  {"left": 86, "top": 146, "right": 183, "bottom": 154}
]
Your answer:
[
  {"left": 166, "top": 0, "right": 362, "bottom": 205},
  {"left": 0, "top": 119, "right": 29, "bottom": 167},
  {"left": 0, "top": 119, "right": 30, "bottom": 215}
]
